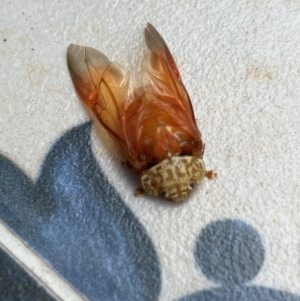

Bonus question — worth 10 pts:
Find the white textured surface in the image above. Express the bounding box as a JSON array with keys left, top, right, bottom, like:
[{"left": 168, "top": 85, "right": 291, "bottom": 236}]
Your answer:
[{"left": 1, "top": 0, "right": 300, "bottom": 300}]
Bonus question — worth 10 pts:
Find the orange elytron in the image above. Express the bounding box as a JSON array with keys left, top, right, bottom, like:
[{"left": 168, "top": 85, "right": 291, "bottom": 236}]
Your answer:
[{"left": 67, "top": 23, "right": 216, "bottom": 201}]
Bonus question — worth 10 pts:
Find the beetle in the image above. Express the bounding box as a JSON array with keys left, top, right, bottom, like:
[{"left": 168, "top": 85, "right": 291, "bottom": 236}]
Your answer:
[{"left": 67, "top": 23, "right": 216, "bottom": 201}]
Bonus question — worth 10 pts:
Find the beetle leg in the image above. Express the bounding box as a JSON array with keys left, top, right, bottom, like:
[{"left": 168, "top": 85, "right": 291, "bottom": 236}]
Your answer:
[
  {"left": 122, "top": 160, "right": 134, "bottom": 168},
  {"left": 205, "top": 170, "right": 217, "bottom": 179},
  {"left": 134, "top": 188, "right": 145, "bottom": 197}
]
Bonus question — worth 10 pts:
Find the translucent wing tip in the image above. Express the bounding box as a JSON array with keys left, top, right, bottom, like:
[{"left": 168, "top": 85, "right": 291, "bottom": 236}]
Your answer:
[
  {"left": 67, "top": 44, "right": 84, "bottom": 73},
  {"left": 144, "top": 23, "right": 166, "bottom": 53},
  {"left": 67, "top": 44, "right": 112, "bottom": 108},
  {"left": 145, "top": 22, "right": 159, "bottom": 36},
  {"left": 67, "top": 44, "right": 110, "bottom": 77},
  {"left": 145, "top": 22, "right": 155, "bottom": 32},
  {"left": 67, "top": 43, "right": 83, "bottom": 57}
]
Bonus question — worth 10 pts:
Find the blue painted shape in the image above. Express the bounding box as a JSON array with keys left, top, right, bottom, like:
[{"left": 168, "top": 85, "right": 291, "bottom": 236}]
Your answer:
[
  {"left": 0, "top": 247, "right": 56, "bottom": 301},
  {"left": 177, "top": 286, "right": 300, "bottom": 301},
  {"left": 0, "top": 122, "right": 161, "bottom": 301},
  {"left": 176, "top": 219, "right": 300, "bottom": 301},
  {"left": 195, "top": 219, "right": 264, "bottom": 285}
]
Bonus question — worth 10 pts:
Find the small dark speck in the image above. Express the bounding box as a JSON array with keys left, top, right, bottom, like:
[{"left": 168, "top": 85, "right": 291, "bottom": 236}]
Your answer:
[
  {"left": 32, "top": 48, "right": 34, "bottom": 50},
  {"left": 3, "top": 39, "right": 6, "bottom": 42},
  {"left": 31, "top": 27, "right": 33, "bottom": 30}
]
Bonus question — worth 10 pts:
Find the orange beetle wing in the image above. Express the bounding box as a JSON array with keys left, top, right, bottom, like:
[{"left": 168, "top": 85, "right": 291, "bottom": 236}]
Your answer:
[
  {"left": 67, "top": 44, "right": 143, "bottom": 166},
  {"left": 125, "top": 24, "right": 204, "bottom": 165},
  {"left": 143, "top": 23, "right": 200, "bottom": 129},
  {"left": 67, "top": 24, "right": 204, "bottom": 171}
]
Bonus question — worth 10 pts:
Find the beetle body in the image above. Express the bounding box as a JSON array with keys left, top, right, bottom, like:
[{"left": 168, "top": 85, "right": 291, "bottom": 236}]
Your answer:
[{"left": 67, "top": 23, "right": 215, "bottom": 201}]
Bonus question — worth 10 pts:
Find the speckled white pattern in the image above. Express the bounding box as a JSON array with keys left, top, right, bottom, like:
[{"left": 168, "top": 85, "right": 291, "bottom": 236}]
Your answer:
[{"left": 141, "top": 156, "right": 205, "bottom": 200}]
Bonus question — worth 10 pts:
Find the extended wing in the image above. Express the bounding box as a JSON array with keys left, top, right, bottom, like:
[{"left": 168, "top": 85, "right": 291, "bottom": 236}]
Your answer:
[
  {"left": 67, "top": 44, "right": 143, "bottom": 164},
  {"left": 67, "top": 25, "right": 204, "bottom": 171},
  {"left": 143, "top": 23, "right": 199, "bottom": 133}
]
